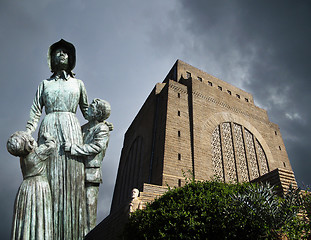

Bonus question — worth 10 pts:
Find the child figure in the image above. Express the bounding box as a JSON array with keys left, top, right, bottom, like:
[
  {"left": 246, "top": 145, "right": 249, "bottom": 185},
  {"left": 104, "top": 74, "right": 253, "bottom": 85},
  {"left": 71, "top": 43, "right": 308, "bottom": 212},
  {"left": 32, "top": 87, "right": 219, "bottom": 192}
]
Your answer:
[
  {"left": 7, "top": 131, "right": 55, "bottom": 240},
  {"left": 65, "top": 98, "right": 113, "bottom": 232}
]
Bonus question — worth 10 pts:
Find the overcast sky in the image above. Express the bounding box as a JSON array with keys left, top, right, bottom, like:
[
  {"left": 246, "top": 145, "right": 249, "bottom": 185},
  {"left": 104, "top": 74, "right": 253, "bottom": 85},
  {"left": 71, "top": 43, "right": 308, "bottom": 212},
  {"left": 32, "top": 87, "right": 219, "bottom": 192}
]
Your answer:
[{"left": 1, "top": 0, "right": 311, "bottom": 238}]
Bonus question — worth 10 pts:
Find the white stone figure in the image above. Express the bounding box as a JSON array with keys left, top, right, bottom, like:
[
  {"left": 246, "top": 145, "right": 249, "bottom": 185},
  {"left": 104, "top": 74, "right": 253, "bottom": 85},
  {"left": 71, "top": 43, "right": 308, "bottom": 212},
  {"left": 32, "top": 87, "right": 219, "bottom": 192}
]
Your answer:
[
  {"left": 7, "top": 131, "right": 55, "bottom": 240},
  {"left": 25, "top": 39, "right": 89, "bottom": 239},
  {"left": 129, "top": 188, "right": 143, "bottom": 213},
  {"left": 64, "top": 98, "right": 112, "bottom": 232}
]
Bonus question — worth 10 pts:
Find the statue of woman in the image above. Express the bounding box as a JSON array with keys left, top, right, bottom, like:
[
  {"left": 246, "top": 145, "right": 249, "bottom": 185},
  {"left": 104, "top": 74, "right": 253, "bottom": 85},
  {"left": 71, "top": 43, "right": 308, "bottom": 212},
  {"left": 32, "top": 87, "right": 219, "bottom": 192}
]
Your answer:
[{"left": 25, "top": 39, "right": 89, "bottom": 239}]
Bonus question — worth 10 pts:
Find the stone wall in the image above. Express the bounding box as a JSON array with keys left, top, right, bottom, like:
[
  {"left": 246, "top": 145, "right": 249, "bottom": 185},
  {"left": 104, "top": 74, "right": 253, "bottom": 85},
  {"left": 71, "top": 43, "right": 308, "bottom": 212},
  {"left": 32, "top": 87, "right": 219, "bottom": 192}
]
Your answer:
[{"left": 251, "top": 168, "right": 298, "bottom": 196}]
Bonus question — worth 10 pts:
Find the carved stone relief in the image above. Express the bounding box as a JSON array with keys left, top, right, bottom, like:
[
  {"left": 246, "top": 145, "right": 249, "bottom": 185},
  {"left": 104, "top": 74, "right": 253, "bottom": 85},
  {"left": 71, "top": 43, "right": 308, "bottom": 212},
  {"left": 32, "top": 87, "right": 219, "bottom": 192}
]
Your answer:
[
  {"left": 233, "top": 123, "right": 249, "bottom": 182},
  {"left": 256, "top": 139, "right": 269, "bottom": 175},
  {"left": 211, "top": 122, "right": 268, "bottom": 183},
  {"left": 244, "top": 128, "right": 259, "bottom": 179},
  {"left": 221, "top": 122, "right": 237, "bottom": 182},
  {"left": 211, "top": 126, "right": 224, "bottom": 181}
]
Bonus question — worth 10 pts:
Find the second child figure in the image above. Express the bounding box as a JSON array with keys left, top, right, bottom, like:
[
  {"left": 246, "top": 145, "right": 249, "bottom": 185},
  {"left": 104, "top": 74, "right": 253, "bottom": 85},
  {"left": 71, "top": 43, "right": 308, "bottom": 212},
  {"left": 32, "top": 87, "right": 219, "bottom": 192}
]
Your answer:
[{"left": 65, "top": 98, "right": 113, "bottom": 232}]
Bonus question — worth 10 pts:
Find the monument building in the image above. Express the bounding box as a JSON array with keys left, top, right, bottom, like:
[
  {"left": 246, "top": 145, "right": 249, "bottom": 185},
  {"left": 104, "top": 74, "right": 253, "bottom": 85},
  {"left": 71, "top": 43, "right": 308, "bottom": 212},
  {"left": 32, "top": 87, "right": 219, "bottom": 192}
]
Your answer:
[{"left": 86, "top": 60, "right": 297, "bottom": 239}]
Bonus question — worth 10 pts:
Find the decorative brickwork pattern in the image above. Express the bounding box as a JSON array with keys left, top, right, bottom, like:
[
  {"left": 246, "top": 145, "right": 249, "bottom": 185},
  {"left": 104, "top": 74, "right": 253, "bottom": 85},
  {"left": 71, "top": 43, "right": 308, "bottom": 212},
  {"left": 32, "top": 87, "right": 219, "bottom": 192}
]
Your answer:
[
  {"left": 245, "top": 128, "right": 259, "bottom": 179},
  {"left": 256, "top": 139, "right": 269, "bottom": 175},
  {"left": 221, "top": 122, "right": 237, "bottom": 182},
  {"left": 212, "top": 123, "right": 268, "bottom": 182},
  {"left": 211, "top": 126, "right": 224, "bottom": 181},
  {"left": 233, "top": 123, "right": 249, "bottom": 182}
]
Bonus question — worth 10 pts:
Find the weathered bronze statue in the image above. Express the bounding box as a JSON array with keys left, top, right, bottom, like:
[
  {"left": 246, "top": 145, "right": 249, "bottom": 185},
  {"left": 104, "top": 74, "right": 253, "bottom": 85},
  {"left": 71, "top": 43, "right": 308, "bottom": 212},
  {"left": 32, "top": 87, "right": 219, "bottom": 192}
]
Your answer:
[
  {"left": 8, "top": 39, "right": 112, "bottom": 240},
  {"left": 25, "top": 39, "right": 89, "bottom": 239}
]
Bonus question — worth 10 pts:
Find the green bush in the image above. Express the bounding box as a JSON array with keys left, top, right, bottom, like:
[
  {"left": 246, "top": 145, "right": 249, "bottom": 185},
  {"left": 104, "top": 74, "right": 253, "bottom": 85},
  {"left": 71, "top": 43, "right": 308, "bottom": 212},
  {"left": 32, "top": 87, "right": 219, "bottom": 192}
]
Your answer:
[{"left": 123, "top": 180, "right": 308, "bottom": 240}]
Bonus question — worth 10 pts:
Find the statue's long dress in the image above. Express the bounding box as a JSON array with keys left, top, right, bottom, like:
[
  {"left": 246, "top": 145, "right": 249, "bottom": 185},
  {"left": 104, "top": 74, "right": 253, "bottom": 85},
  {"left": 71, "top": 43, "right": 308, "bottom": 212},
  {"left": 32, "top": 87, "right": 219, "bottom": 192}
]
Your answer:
[
  {"left": 26, "top": 76, "right": 88, "bottom": 239},
  {"left": 11, "top": 143, "right": 53, "bottom": 240}
]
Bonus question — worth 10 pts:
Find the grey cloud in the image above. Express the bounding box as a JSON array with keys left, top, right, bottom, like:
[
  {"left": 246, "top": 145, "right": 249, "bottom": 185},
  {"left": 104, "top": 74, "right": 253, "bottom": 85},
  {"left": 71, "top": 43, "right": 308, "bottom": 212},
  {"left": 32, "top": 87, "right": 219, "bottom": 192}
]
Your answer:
[
  {"left": 178, "top": 0, "right": 311, "bottom": 186},
  {"left": 0, "top": 1, "right": 181, "bottom": 238},
  {"left": 1, "top": 0, "right": 310, "bottom": 238}
]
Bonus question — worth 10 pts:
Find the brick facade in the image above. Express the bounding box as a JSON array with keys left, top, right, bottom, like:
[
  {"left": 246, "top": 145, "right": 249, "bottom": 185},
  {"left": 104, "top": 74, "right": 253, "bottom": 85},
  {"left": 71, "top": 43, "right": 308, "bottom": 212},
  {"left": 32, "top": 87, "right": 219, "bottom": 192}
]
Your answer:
[
  {"left": 111, "top": 60, "right": 295, "bottom": 212},
  {"left": 86, "top": 60, "right": 297, "bottom": 239}
]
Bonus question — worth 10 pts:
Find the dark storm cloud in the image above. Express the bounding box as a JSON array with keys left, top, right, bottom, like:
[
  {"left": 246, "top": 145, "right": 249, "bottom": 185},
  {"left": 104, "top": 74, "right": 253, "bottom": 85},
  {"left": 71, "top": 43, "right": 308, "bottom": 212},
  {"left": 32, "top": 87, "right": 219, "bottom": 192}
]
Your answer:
[{"left": 177, "top": 0, "right": 311, "bottom": 185}]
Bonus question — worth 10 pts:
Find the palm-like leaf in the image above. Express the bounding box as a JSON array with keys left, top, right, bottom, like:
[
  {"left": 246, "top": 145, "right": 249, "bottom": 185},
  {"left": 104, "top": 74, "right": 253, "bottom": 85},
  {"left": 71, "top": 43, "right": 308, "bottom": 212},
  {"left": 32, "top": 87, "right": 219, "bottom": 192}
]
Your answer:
[{"left": 231, "top": 183, "right": 302, "bottom": 238}]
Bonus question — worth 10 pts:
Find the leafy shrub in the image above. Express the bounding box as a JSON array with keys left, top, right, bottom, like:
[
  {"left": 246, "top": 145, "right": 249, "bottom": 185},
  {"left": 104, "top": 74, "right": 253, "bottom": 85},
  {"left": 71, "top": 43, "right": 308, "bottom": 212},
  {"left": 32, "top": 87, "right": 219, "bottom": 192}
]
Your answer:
[{"left": 123, "top": 180, "right": 308, "bottom": 239}]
